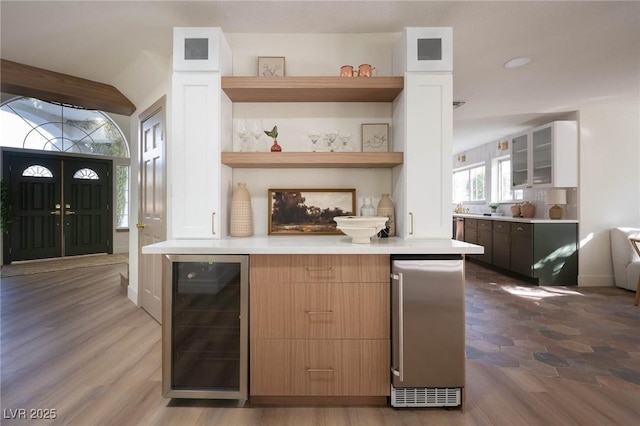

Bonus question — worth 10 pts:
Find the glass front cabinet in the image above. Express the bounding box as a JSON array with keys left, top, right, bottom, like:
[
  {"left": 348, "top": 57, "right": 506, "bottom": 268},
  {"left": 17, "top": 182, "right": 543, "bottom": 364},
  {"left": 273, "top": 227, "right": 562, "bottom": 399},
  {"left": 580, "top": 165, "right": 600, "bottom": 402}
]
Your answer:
[
  {"left": 510, "top": 121, "right": 578, "bottom": 189},
  {"left": 163, "top": 255, "right": 248, "bottom": 399},
  {"left": 511, "top": 132, "right": 529, "bottom": 188}
]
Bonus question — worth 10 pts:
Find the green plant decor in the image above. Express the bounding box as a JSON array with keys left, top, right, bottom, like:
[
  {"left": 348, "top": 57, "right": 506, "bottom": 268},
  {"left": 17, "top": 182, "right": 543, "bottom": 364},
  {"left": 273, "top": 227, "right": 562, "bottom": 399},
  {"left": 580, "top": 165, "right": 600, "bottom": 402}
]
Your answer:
[{"left": 0, "top": 180, "right": 14, "bottom": 233}]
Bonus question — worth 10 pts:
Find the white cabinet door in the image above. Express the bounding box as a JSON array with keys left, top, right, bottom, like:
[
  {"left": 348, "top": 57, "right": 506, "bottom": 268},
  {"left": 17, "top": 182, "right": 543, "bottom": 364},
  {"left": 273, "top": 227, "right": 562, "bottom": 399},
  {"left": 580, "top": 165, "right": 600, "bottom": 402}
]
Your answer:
[
  {"left": 511, "top": 131, "right": 529, "bottom": 188},
  {"left": 170, "top": 72, "right": 230, "bottom": 239},
  {"left": 395, "top": 73, "right": 453, "bottom": 239},
  {"left": 533, "top": 121, "right": 578, "bottom": 188}
]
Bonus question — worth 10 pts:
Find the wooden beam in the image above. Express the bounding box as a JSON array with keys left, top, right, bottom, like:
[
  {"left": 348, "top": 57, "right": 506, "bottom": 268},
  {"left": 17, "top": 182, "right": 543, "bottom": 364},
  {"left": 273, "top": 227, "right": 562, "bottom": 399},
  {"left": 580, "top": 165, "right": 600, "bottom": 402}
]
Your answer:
[{"left": 0, "top": 59, "right": 136, "bottom": 116}]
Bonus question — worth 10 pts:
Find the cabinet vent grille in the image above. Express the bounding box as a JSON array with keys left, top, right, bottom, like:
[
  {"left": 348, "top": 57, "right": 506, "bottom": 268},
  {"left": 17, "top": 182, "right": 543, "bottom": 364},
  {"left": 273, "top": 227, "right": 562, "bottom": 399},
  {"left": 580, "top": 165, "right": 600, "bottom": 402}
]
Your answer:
[{"left": 391, "top": 386, "right": 461, "bottom": 407}]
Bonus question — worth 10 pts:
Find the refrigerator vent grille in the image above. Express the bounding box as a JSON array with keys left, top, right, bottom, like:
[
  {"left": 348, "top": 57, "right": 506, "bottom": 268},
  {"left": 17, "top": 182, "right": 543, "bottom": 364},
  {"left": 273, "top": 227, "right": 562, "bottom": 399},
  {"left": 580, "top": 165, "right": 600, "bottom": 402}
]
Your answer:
[{"left": 391, "top": 386, "right": 461, "bottom": 407}]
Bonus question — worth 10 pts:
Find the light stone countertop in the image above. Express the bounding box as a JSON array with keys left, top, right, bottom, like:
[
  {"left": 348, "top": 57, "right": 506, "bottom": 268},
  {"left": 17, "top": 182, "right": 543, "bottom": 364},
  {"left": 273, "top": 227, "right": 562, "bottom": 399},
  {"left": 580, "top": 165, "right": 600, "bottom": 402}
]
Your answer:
[
  {"left": 453, "top": 213, "right": 578, "bottom": 224},
  {"left": 142, "top": 235, "right": 484, "bottom": 255}
]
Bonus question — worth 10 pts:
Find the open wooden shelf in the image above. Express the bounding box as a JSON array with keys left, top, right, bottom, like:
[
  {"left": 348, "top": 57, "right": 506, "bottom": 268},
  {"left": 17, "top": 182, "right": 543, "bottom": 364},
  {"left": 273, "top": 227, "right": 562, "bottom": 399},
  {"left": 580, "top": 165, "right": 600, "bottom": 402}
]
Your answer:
[
  {"left": 221, "top": 77, "right": 404, "bottom": 102},
  {"left": 221, "top": 152, "right": 404, "bottom": 168}
]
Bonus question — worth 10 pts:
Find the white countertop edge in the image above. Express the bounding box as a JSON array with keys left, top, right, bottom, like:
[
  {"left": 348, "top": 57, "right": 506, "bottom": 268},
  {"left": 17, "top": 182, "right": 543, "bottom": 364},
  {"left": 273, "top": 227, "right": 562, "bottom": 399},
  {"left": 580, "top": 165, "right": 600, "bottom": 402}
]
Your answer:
[
  {"left": 142, "top": 236, "right": 484, "bottom": 255},
  {"left": 453, "top": 213, "right": 578, "bottom": 224}
]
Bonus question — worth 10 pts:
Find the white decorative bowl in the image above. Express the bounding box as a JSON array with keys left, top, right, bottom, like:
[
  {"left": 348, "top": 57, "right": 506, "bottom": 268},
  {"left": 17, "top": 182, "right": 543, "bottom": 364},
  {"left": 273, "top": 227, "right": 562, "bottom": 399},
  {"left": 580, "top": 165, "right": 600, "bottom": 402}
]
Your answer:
[{"left": 333, "top": 216, "right": 389, "bottom": 244}]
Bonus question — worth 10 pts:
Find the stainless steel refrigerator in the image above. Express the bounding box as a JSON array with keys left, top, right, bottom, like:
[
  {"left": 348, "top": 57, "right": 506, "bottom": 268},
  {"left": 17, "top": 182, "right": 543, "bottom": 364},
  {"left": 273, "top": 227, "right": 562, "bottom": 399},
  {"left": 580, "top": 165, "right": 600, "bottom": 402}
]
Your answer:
[{"left": 390, "top": 255, "right": 465, "bottom": 407}]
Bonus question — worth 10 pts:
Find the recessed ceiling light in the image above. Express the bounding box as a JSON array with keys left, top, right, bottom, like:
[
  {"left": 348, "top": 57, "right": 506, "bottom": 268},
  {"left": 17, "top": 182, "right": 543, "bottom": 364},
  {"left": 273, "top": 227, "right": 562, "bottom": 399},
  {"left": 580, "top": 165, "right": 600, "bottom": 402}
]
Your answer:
[{"left": 504, "top": 56, "right": 533, "bottom": 69}]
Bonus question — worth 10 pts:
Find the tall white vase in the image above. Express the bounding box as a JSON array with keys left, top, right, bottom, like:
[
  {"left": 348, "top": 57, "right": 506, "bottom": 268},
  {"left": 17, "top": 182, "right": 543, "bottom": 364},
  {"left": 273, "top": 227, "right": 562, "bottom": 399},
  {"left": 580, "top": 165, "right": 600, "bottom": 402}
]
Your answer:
[{"left": 230, "top": 183, "right": 253, "bottom": 237}]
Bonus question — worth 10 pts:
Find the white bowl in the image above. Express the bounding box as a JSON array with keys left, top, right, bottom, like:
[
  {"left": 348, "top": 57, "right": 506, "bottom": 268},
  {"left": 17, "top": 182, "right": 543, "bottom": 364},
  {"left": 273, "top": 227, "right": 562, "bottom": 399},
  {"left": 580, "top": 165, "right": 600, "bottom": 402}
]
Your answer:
[{"left": 333, "top": 216, "right": 388, "bottom": 244}]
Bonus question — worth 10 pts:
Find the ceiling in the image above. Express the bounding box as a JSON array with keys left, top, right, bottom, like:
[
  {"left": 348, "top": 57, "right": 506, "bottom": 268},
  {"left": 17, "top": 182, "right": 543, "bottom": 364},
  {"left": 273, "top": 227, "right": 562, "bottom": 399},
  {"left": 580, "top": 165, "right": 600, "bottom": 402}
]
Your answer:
[{"left": 1, "top": 1, "right": 639, "bottom": 153}]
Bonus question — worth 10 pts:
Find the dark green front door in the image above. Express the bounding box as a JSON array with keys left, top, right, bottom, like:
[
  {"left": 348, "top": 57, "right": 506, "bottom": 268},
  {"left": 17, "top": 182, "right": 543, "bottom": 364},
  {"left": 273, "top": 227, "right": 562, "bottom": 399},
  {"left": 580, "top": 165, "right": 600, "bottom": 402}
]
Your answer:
[
  {"left": 5, "top": 154, "right": 63, "bottom": 262},
  {"left": 3, "top": 151, "right": 112, "bottom": 264},
  {"left": 63, "top": 158, "right": 111, "bottom": 257}
]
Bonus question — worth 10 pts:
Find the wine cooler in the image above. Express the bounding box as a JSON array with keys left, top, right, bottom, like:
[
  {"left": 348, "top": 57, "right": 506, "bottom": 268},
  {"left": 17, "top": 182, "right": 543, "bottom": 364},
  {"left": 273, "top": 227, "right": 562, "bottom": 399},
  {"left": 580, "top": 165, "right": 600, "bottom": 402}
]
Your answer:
[{"left": 163, "top": 255, "right": 248, "bottom": 399}]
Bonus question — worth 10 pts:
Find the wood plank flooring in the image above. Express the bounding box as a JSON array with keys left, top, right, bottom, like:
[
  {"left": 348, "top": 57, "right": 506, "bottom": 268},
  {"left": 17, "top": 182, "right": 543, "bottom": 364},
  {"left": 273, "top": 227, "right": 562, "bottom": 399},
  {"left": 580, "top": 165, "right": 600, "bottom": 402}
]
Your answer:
[{"left": 1, "top": 262, "right": 639, "bottom": 425}]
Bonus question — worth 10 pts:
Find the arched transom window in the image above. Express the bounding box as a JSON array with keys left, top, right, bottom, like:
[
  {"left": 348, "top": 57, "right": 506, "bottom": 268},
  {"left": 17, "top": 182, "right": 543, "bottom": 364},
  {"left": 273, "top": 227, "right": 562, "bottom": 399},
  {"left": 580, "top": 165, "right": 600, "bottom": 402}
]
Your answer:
[{"left": 0, "top": 97, "right": 129, "bottom": 157}]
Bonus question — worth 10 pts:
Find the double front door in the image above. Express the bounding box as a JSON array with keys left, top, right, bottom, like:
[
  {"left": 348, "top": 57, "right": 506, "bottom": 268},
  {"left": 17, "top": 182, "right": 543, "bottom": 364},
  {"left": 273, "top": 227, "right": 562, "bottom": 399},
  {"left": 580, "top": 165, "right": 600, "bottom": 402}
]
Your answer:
[{"left": 2, "top": 151, "right": 112, "bottom": 264}]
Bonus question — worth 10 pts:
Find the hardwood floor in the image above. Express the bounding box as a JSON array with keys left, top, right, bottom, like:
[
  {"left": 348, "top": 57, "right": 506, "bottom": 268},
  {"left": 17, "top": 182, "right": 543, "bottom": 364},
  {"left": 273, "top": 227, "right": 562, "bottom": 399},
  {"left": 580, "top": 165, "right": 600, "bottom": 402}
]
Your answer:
[{"left": 1, "top": 262, "right": 639, "bottom": 425}]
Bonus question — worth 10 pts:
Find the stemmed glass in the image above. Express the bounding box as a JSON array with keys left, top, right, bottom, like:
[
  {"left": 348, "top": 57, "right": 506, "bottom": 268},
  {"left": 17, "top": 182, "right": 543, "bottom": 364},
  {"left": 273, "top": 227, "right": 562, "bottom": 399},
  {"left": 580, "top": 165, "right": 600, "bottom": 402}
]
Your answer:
[
  {"left": 338, "top": 132, "right": 352, "bottom": 152},
  {"left": 324, "top": 130, "right": 338, "bottom": 152},
  {"left": 235, "top": 119, "right": 251, "bottom": 151},
  {"left": 248, "top": 119, "right": 264, "bottom": 151},
  {"left": 308, "top": 130, "right": 321, "bottom": 152}
]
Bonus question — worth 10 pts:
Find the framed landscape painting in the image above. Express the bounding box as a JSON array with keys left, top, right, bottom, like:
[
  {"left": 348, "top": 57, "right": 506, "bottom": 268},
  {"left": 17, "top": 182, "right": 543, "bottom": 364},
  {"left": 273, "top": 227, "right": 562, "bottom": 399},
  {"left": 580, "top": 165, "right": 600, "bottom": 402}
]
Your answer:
[{"left": 268, "top": 188, "right": 356, "bottom": 235}]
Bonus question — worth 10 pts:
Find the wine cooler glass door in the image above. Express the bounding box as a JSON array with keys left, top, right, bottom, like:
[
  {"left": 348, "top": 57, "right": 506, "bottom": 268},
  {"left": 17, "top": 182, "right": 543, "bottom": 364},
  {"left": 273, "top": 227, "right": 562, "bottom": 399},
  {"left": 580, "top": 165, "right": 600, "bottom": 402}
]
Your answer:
[{"left": 164, "top": 255, "right": 248, "bottom": 399}]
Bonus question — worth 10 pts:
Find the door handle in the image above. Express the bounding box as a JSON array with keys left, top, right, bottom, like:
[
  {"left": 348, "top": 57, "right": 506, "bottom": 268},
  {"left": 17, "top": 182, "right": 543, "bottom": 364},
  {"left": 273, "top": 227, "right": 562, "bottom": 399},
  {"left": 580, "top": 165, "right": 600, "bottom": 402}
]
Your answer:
[
  {"left": 50, "top": 210, "right": 61, "bottom": 216},
  {"left": 391, "top": 272, "right": 404, "bottom": 382},
  {"left": 409, "top": 212, "right": 414, "bottom": 235},
  {"left": 136, "top": 223, "right": 146, "bottom": 229},
  {"left": 65, "top": 211, "right": 76, "bottom": 215}
]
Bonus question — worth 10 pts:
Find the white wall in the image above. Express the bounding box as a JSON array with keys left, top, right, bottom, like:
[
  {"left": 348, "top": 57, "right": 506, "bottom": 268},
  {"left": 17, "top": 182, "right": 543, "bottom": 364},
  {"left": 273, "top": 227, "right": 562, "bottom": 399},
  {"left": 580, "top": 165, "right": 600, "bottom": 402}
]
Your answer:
[{"left": 578, "top": 107, "right": 640, "bottom": 286}]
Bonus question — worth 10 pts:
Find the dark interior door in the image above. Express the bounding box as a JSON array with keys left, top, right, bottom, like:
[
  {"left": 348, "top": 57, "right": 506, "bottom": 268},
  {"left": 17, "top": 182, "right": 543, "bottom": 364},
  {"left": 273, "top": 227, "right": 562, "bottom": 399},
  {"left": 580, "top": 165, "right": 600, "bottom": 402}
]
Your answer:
[
  {"left": 5, "top": 154, "right": 63, "bottom": 262},
  {"left": 63, "top": 158, "right": 112, "bottom": 256}
]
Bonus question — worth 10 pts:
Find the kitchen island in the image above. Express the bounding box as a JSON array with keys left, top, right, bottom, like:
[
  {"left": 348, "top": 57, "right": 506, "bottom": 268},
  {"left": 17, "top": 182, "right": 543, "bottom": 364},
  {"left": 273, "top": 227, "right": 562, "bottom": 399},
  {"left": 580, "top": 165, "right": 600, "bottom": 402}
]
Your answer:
[{"left": 143, "top": 236, "right": 482, "bottom": 406}]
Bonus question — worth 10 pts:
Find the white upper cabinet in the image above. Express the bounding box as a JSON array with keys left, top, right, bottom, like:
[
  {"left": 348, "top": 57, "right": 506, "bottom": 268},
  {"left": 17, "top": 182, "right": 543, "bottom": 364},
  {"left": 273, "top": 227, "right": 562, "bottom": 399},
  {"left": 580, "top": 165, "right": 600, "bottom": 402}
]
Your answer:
[
  {"left": 393, "top": 27, "right": 453, "bottom": 74},
  {"left": 511, "top": 121, "right": 578, "bottom": 189},
  {"left": 173, "top": 27, "right": 232, "bottom": 73}
]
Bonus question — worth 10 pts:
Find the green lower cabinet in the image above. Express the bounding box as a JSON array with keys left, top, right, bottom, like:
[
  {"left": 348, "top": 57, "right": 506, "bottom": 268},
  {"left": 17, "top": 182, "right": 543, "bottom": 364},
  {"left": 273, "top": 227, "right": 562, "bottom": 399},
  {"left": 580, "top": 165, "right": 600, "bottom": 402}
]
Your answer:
[{"left": 465, "top": 218, "right": 578, "bottom": 286}]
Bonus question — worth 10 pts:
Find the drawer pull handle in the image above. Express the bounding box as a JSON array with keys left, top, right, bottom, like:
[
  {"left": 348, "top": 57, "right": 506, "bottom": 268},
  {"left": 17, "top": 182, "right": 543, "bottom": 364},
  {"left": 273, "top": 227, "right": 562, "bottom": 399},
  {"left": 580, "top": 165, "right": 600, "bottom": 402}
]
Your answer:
[
  {"left": 306, "top": 310, "right": 334, "bottom": 315},
  {"left": 305, "top": 266, "right": 334, "bottom": 274},
  {"left": 516, "top": 226, "right": 524, "bottom": 231},
  {"left": 307, "top": 368, "right": 334, "bottom": 373}
]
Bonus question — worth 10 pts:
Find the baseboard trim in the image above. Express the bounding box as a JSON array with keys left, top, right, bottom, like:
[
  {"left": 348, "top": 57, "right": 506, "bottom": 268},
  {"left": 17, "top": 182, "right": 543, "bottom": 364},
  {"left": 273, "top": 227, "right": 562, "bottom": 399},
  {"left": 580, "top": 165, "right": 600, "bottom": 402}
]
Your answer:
[
  {"left": 578, "top": 274, "right": 615, "bottom": 287},
  {"left": 249, "top": 396, "right": 388, "bottom": 406},
  {"left": 127, "top": 286, "right": 139, "bottom": 306}
]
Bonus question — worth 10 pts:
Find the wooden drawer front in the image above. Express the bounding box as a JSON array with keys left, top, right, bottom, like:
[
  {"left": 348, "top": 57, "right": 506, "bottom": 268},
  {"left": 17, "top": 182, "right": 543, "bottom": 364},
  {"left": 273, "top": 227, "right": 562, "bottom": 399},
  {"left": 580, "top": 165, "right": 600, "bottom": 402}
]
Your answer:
[
  {"left": 250, "top": 254, "right": 389, "bottom": 284},
  {"left": 250, "top": 339, "right": 390, "bottom": 396},
  {"left": 493, "top": 221, "right": 511, "bottom": 234},
  {"left": 250, "top": 281, "right": 389, "bottom": 339},
  {"left": 511, "top": 223, "right": 532, "bottom": 236},
  {"left": 478, "top": 220, "right": 492, "bottom": 231},
  {"left": 464, "top": 218, "right": 478, "bottom": 228}
]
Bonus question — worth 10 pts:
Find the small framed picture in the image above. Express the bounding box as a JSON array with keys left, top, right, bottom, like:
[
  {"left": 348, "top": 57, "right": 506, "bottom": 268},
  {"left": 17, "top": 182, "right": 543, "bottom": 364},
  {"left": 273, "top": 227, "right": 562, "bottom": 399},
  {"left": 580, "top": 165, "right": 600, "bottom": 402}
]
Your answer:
[
  {"left": 268, "top": 188, "right": 356, "bottom": 235},
  {"left": 258, "top": 56, "right": 285, "bottom": 77},
  {"left": 362, "top": 123, "right": 390, "bottom": 152}
]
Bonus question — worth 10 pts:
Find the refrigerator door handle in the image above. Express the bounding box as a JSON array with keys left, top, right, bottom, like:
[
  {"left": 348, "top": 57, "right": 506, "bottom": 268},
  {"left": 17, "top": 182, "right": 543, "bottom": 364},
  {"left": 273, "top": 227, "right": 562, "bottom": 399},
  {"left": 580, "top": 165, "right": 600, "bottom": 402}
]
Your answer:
[{"left": 390, "top": 272, "right": 404, "bottom": 382}]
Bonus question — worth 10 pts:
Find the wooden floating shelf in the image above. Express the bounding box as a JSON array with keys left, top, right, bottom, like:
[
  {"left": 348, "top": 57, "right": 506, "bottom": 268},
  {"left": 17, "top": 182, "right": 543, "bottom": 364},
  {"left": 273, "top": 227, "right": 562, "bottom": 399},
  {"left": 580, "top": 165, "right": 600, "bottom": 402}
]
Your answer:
[
  {"left": 221, "top": 76, "right": 404, "bottom": 102},
  {"left": 221, "top": 152, "right": 404, "bottom": 168}
]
